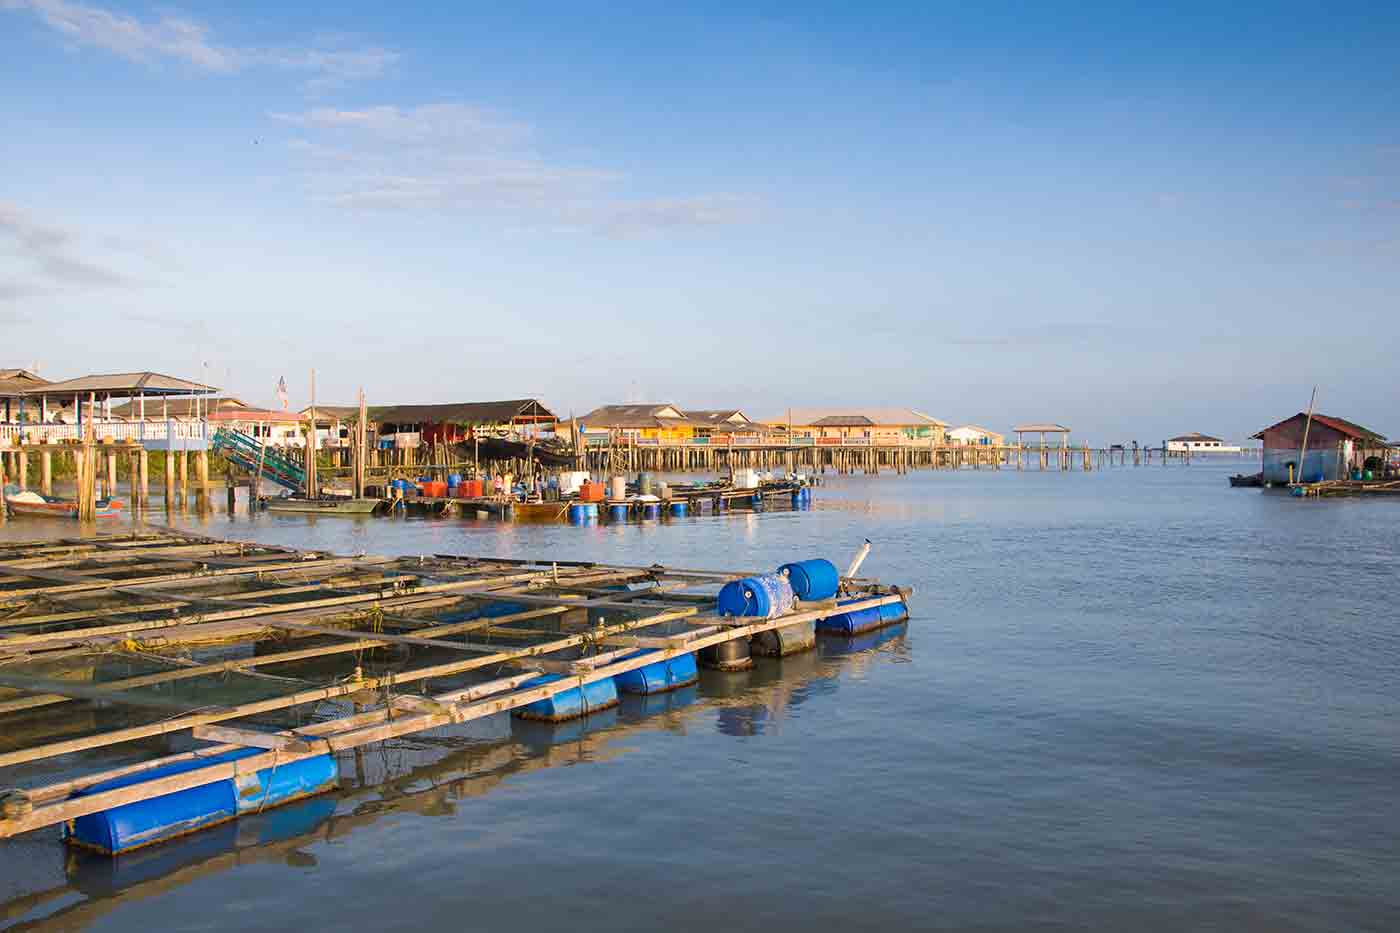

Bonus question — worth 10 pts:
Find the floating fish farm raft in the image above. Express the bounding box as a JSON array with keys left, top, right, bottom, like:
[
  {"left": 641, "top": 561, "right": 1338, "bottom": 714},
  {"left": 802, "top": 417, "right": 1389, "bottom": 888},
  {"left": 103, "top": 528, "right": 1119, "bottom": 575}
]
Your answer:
[{"left": 0, "top": 531, "right": 909, "bottom": 854}]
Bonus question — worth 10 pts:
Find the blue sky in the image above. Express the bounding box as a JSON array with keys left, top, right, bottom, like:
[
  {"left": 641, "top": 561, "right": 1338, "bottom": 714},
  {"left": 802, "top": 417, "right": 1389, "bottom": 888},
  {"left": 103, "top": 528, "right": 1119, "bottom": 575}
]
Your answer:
[{"left": 2, "top": 1, "right": 1397, "bottom": 442}]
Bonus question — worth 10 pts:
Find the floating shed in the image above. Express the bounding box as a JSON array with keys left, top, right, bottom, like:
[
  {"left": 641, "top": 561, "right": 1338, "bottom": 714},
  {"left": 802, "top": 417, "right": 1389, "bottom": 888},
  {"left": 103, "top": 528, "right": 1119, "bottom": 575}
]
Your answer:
[
  {"left": 0, "top": 531, "right": 910, "bottom": 854},
  {"left": 1251, "top": 413, "right": 1388, "bottom": 484}
]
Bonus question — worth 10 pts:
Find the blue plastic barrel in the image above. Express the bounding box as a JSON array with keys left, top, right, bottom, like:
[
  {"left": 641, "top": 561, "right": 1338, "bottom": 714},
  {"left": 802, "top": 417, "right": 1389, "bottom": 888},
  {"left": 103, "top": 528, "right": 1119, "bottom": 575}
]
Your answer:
[
  {"left": 613, "top": 650, "right": 699, "bottom": 695},
  {"left": 779, "top": 559, "right": 840, "bottom": 601},
  {"left": 670, "top": 502, "right": 688, "bottom": 516},
  {"left": 584, "top": 503, "right": 599, "bottom": 518},
  {"left": 643, "top": 504, "right": 661, "bottom": 519},
  {"left": 418, "top": 475, "right": 433, "bottom": 483},
  {"left": 514, "top": 674, "right": 618, "bottom": 722},
  {"left": 447, "top": 473, "right": 463, "bottom": 488},
  {"left": 816, "top": 597, "right": 909, "bottom": 636},
  {"left": 716, "top": 573, "right": 795, "bottom": 618},
  {"left": 568, "top": 504, "right": 588, "bottom": 523},
  {"left": 67, "top": 748, "right": 338, "bottom": 855},
  {"left": 609, "top": 504, "right": 629, "bottom": 521}
]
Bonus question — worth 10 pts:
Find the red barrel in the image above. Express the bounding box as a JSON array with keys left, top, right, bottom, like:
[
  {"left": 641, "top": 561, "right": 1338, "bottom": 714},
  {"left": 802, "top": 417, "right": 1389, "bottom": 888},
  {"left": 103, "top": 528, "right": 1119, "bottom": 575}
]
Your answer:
[{"left": 464, "top": 479, "right": 484, "bottom": 497}]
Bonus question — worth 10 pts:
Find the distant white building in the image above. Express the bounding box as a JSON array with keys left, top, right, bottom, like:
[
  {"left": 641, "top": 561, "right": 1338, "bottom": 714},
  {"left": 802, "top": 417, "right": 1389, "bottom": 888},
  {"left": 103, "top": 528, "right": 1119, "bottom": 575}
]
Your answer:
[
  {"left": 948, "top": 424, "right": 1005, "bottom": 446},
  {"left": 1167, "top": 433, "right": 1242, "bottom": 454}
]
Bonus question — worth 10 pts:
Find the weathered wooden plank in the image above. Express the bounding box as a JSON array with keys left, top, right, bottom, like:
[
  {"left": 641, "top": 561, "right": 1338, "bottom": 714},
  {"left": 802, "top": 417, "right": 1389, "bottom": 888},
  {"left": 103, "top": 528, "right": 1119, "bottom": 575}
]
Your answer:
[{"left": 190, "top": 725, "right": 318, "bottom": 753}]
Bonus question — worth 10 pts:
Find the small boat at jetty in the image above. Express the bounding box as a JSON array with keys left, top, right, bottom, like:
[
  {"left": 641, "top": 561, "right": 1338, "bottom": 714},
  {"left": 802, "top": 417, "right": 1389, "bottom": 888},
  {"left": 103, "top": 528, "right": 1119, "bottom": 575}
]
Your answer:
[
  {"left": 1229, "top": 472, "right": 1264, "bottom": 488},
  {"left": 263, "top": 495, "right": 381, "bottom": 515},
  {"left": 2, "top": 484, "right": 123, "bottom": 518}
]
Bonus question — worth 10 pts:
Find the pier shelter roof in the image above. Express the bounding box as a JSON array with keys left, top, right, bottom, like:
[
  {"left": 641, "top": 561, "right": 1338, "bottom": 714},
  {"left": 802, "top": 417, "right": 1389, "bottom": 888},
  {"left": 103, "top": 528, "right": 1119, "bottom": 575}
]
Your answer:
[
  {"left": 1013, "top": 422, "right": 1071, "bottom": 434},
  {"left": 0, "top": 369, "right": 49, "bottom": 399},
  {"left": 21, "top": 371, "right": 218, "bottom": 398}
]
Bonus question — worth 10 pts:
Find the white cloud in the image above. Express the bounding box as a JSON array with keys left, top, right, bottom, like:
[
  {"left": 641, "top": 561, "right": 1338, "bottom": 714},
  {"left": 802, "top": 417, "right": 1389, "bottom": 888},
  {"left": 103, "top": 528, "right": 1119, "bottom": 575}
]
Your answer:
[
  {"left": 0, "top": 201, "right": 140, "bottom": 300},
  {"left": 2, "top": 0, "right": 395, "bottom": 90},
  {"left": 589, "top": 194, "right": 763, "bottom": 237},
  {"left": 272, "top": 104, "right": 525, "bottom": 146},
  {"left": 278, "top": 102, "right": 762, "bottom": 233}
]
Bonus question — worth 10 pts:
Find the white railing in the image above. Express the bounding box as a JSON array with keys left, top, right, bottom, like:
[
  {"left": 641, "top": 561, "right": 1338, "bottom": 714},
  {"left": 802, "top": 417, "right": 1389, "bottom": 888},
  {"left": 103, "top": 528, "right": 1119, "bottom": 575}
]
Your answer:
[{"left": 0, "top": 421, "right": 210, "bottom": 445}]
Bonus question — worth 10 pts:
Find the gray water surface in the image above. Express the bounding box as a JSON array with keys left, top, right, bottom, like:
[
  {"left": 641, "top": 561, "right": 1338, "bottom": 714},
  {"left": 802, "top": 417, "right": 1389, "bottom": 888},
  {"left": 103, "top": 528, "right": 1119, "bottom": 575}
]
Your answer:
[{"left": 3, "top": 465, "right": 1399, "bottom": 931}]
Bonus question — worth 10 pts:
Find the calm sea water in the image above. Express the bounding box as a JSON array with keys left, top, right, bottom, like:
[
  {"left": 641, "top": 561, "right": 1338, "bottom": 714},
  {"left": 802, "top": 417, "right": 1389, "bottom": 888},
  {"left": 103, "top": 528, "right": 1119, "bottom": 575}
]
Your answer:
[{"left": 4, "top": 463, "right": 1400, "bottom": 931}]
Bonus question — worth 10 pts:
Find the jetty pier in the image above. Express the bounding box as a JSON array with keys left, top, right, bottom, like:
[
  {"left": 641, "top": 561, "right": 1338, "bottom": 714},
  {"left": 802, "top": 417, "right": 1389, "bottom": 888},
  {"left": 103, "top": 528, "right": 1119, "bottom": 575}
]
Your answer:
[
  {"left": 0, "top": 530, "right": 910, "bottom": 851},
  {"left": 2, "top": 369, "right": 1270, "bottom": 524}
]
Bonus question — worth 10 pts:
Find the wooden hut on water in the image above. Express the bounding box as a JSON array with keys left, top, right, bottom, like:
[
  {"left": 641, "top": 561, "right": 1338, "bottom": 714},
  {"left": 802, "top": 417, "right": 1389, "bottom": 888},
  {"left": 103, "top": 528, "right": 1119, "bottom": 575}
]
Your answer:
[
  {"left": 1251, "top": 413, "right": 1388, "bottom": 483},
  {"left": 299, "top": 400, "right": 557, "bottom": 449},
  {"left": 948, "top": 424, "right": 1005, "bottom": 447},
  {"left": 773, "top": 408, "right": 948, "bottom": 446},
  {"left": 576, "top": 404, "right": 699, "bottom": 444}
]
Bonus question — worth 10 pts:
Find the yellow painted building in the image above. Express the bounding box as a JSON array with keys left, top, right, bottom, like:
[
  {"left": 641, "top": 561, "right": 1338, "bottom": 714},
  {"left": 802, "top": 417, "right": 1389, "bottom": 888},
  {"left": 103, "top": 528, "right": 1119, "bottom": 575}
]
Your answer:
[{"left": 578, "top": 404, "right": 697, "bottom": 442}]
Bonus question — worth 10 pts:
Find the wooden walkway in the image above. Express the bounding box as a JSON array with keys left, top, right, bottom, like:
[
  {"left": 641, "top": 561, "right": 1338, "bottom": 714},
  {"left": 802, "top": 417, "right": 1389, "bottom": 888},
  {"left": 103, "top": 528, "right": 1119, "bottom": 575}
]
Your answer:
[{"left": 0, "top": 530, "right": 907, "bottom": 841}]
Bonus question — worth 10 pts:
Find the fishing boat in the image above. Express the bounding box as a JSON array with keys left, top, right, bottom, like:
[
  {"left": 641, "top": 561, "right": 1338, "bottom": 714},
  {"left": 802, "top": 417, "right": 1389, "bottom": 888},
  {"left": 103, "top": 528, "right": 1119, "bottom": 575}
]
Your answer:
[
  {"left": 1228, "top": 472, "right": 1264, "bottom": 488},
  {"left": 263, "top": 495, "right": 381, "bottom": 515},
  {"left": 2, "top": 484, "right": 123, "bottom": 519}
]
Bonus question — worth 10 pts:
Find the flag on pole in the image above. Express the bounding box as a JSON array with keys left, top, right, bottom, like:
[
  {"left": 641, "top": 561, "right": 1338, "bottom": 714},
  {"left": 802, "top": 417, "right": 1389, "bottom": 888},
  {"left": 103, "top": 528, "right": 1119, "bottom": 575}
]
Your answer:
[{"left": 276, "top": 376, "right": 289, "bottom": 410}]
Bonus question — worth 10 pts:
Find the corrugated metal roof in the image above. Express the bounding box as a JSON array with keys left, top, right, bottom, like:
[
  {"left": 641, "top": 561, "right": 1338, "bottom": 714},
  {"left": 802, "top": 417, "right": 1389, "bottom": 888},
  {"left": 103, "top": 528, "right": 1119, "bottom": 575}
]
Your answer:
[
  {"left": 682, "top": 409, "right": 752, "bottom": 426},
  {"left": 0, "top": 369, "right": 51, "bottom": 397},
  {"left": 1250, "top": 413, "right": 1386, "bottom": 442},
  {"left": 1013, "top": 423, "right": 1071, "bottom": 433},
  {"left": 1168, "top": 432, "right": 1223, "bottom": 442},
  {"left": 21, "top": 372, "right": 218, "bottom": 396},
  {"left": 578, "top": 404, "right": 697, "bottom": 428},
  {"left": 299, "top": 405, "right": 362, "bottom": 420},
  {"left": 109, "top": 397, "right": 250, "bottom": 419},
  {"left": 811, "top": 414, "right": 876, "bottom": 427},
  {"left": 366, "top": 399, "right": 557, "bottom": 426},
  {"left": 774, "top": 407, "right": 948, "bottom": 427}
]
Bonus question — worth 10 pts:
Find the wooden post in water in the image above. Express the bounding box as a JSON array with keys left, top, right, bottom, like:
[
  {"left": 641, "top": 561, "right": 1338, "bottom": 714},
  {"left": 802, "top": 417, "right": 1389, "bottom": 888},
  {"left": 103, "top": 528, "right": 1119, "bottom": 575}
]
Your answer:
[
  {"left": 177, "top": 449, "right": 188, "bottom": 511},
  {"left": 354, "top": 388, "right": 367, "bottom": 499},
  {"left": 16, "top": 449, "right": 26, "bottom": 490},
  {"left": 138, "top": 448, "right": 149, "bottom": 509},
  {"left": 306, "top": 369, "right": 318, "bottom": 499},
  {"left": 77, "top": 396, "right": 96, "bottom": 521},
  {"left": 164, "top": 449, "right": 175, "bottom": 511},
  {"left": 196, "top": 449, "right": 210, "bottom": 512},
  {"left": 40, "top": 448, "right": 52, "bottom": 496}
]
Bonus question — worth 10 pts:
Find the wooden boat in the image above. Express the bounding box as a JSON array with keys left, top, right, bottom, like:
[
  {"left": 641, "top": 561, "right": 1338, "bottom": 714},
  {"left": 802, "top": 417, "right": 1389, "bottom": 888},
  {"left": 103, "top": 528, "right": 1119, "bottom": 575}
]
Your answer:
[
  {"left": 3, "top": 484, "right": 123, "bottom": 518},
  {"left": 510, "top": 500, "right": 569, "bottom": 522},
  {"left": 263, "top": 495, "right": 381, "bottom": 515},
  {"left": 1228, "top": 472, "right": 1264, "bottom": 488}
]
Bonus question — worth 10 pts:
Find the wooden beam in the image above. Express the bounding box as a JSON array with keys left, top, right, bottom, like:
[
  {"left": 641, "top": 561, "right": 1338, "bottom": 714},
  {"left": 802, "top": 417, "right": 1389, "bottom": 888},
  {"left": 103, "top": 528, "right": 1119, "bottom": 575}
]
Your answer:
[{"left": 190, "top": 725, "right": 318, "bottom": 753}]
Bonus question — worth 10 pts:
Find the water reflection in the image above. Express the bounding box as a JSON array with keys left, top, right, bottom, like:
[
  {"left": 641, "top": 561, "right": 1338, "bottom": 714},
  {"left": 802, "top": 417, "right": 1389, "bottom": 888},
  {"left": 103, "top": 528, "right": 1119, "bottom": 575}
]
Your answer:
[{"left": 0, "top": 627, "right": 908, "bottom": 929}]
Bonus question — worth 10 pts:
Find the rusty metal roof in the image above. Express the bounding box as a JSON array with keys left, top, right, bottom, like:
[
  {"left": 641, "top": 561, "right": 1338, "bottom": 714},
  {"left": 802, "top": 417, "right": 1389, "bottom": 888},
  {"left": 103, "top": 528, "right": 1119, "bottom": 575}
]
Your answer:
[{"left": 1250, "top": 413, "right": 1386, "bottom": 441}]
